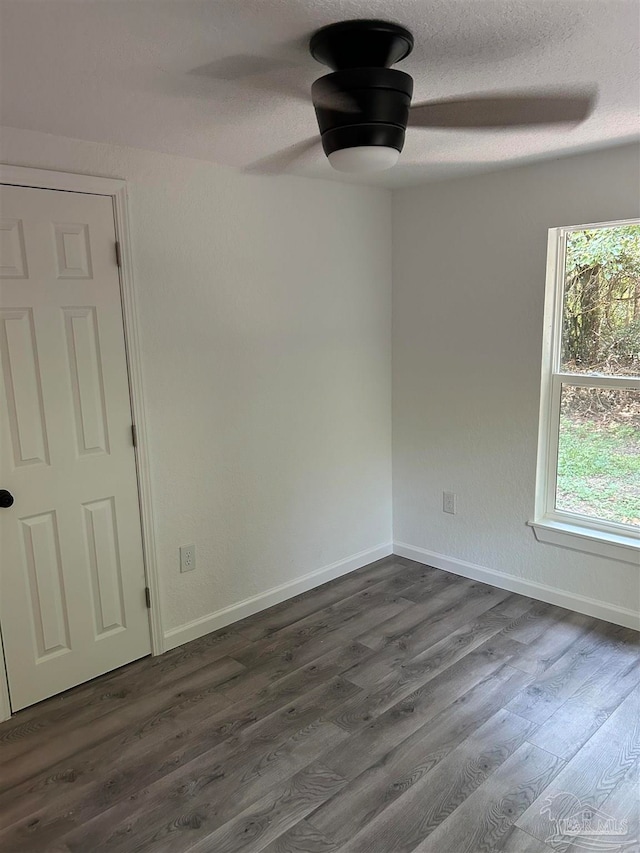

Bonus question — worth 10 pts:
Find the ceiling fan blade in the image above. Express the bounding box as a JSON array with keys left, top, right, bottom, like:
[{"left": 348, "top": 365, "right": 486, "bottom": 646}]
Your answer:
[
  {"left": 190, "top": 54, "right": 302, "bottom": 82},
  {"left": 409, "top": 90, "right": 596, "bottom": 129},
  {"left": 189, "top": 58, "right": 313, "bottom": 104},
  {"left": 244, "top": 137, "right": 321, "bottom": 174}
]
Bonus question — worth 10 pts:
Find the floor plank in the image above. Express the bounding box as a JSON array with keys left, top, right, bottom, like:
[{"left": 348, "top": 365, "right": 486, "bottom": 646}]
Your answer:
[
  {"left": 259, "top": 818, "right": 338, "bottom": 853},
  {"left": 0, "top": 555, "right": 637, "bottom": 853},
  {"left": 233, "top": 557, "right": 420, "bottom": 642},
  {"left": 331, "top": 633, "right": 523, "bottom": 734},
  {"left": 176, "top": 763, "right": 346, "bottom": 853},
  {"left": 310, "top": 667, "right": 532, "bottom": 844},
  {"left": 0, "top": 642, "right": 370, "bottom": 840},
  {"left": 318, "top": 663, "right": 531, "bottom": 786},
  {"left": 0, "top": 655, "right": 246, "bottom": 790},
  {"left": 0, "top": 627, "right": 249, "bottom": 752},
  {"left": 572, "top": 759, "right": 639, "bottom": 852},
  {"left": 505, "top": 621, "right": 630, "bottom": 725},
  {"left": 496, "top": 826, "right": 555, "bottom": 851},
  {"left": 516, "top": 684, "right": 640, "bottom": 851},
  {"left": 346, "top": 590, "right": 523, "bottom": 689},
  {"left": 505, "top": 610, "right": 594, "bottom": 675},
  {"left": 354, "top": 575, "right": 479, "bottom": 650},
  {"left": 410, "top": 742, "right": 564, "bottom": 853},
  {"left": 316, "top": 709, "right": 539, "bottom": 853},
  {"left": 1, "top": 676, "right": 360, "bottom": 852}
]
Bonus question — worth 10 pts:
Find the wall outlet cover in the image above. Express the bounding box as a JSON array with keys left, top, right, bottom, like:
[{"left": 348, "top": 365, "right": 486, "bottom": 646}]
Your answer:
[
  {"left": 443, "top": 492, "right": 457, "bottom": 515},
  {"left": 180, "top": 544, "right": 196, "bottom": 573}
]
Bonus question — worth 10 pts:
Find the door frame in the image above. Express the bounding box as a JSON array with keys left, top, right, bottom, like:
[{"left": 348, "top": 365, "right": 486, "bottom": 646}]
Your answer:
[{"left": 0, "top": 165, "right": 164, "bottom": 721}]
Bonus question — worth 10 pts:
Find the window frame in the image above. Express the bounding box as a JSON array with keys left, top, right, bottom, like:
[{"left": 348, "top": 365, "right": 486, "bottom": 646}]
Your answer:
[{"left": 533, "top": 218, "right": 640, "bottom": 555}]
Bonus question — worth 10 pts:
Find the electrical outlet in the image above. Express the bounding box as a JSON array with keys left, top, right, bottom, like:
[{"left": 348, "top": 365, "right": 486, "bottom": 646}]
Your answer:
[
  {"left": 180, "top": 544, "right": 196, "bottom": 573},
  {"left": 443, "top": 491, "right": 457, "bottom": 515}
]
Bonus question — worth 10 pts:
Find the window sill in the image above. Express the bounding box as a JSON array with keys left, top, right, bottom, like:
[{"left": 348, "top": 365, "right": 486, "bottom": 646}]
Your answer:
[{"left": 528, "top": 519, "right": 640, "bottom": 566}]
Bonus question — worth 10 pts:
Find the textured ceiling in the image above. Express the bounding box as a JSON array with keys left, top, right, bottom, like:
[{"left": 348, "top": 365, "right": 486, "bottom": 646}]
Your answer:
[{"left": 0, "top": 0, "right": 638, "bottom": 187}]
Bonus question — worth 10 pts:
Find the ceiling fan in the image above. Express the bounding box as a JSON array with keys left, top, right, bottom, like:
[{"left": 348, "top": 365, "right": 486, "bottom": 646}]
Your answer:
[{"left": 252, "top": 19, "right": 596, "bottom": 174}]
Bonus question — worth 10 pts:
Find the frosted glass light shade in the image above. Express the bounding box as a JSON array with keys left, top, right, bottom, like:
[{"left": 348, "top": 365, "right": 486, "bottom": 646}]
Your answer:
[{"left": 327, "top": 146, "right": 399, "bottom": 173}]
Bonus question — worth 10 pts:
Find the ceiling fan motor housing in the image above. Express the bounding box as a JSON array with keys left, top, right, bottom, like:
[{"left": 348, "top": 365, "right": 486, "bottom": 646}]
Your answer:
[
  {"left": 312, "top": 68, "right": 413, "bottom": 156},
  {"left": 310, "top": 20, "right": 414, "bottom": 158}
]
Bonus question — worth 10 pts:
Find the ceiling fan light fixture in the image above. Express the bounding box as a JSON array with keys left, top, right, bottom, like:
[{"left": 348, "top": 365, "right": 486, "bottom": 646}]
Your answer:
[
  {"left": 327, "top": 145, "right": 399, "bottom": 173},
  {"left": 310, "top": 23, "right": 414, "bottom": 174},
  {"left": 240, "top": 19, "right": 598, "bottom": 176}
]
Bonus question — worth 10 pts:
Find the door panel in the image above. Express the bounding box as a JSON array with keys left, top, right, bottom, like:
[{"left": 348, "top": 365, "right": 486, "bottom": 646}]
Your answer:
[
  {"left": 0, "top": 307, "right": 50, "bottom": 466},
  {"left": 83, "top": 496, "right": 127, "bottom": 636},
  {"left": 0, "top": 184, "right": 151, "bottom": 711},
  {"left": 20, "top": 509, "right": 70, "bottom": 658},
  {"left": 63, "top": 306, "right": 110, "bottom": 455}
]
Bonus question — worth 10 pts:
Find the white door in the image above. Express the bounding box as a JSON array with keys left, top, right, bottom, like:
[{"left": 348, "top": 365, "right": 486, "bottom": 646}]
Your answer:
[{"left": 0, "top": 184, "right": 151, "bottom": 711}]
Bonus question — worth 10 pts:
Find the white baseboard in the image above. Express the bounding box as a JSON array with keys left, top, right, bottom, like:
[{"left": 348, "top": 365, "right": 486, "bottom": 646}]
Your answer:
[
  {"left": 393, "top": 541, "right": 640, "bottom": 631},
  {"left": 163, "top": 542, "right": 394, "bottom": 651}
]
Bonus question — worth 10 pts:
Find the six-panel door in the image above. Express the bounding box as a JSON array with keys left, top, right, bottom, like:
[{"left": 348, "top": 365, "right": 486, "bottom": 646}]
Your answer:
[{"left": 0, "top": 184, "right": 151, "bottom": 711}]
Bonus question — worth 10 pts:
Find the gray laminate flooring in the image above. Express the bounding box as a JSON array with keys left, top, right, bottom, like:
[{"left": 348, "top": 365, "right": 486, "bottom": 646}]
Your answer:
[{"left": 1, "top": 556, "right": 638, "bottom": 852}]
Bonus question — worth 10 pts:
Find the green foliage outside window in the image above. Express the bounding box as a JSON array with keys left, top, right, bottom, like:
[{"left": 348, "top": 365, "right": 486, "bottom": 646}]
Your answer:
[
  {"left": 563, "top": 225, "right": 640, "bottom": 375},
  {"left": 556, "top": 225, "right": 639, "bottom": 527}
]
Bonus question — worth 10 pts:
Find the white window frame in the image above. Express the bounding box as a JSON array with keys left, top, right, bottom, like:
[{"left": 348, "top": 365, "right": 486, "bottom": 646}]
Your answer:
[{"left": 530, "top": 218, "right": 640, "bottom": 565}]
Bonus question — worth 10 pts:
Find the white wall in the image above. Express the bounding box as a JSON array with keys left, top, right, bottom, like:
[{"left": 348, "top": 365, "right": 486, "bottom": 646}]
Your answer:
[
  {"left": 0, "top": 126, "right": 393, "bottom": 639},
  {"left": 393, "top": 143, "right": 640, "bottom": 620},
  {"left": 2, "top": 125, "right": 637, "bottom": 650}
]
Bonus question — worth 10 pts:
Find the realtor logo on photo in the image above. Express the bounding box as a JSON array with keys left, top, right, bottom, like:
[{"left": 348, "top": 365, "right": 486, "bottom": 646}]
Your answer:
[{"left": 541, "top": 793, "right": 633, "bottom": 852}]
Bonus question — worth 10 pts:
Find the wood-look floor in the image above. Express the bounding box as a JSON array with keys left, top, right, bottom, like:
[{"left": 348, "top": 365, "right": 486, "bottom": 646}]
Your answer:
[{"left": 1, "top": 556, "right": 639, "bottom": 853}]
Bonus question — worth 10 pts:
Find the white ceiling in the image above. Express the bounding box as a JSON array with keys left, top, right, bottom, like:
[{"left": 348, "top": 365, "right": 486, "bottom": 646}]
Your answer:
[{"left": 1, "top": 0, "right": 638, "bottom": 187}]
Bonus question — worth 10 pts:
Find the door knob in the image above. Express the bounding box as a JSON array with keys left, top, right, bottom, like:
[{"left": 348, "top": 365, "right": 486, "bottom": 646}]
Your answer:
[{"left": 0, "top": 490, "right": 14, "bottom": 508}]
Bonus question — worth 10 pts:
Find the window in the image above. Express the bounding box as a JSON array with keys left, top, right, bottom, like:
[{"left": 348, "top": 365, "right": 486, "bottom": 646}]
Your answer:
[{"left": 533, "top": 219, "right": 640, "bottom": 557}]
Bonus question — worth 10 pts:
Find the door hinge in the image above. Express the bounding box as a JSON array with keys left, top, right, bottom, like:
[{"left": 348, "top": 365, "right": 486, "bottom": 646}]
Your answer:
[
  {"left": 131, "top": 424, "right": 137, "bottom": 447},
  {"left": 145, "top": 587, "right": 151, "bottom": 609},
  {"left": 115, "top": 241, "right": 122, "bottom": 268}
]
